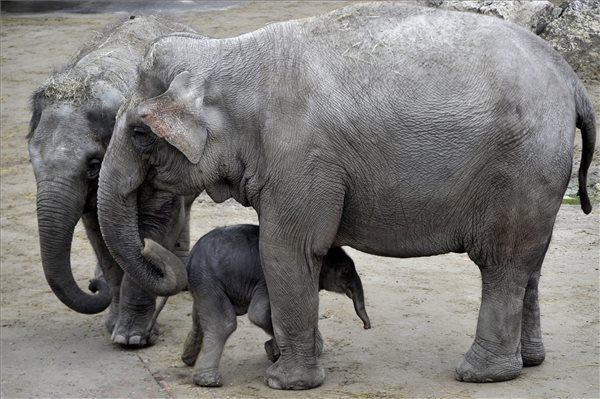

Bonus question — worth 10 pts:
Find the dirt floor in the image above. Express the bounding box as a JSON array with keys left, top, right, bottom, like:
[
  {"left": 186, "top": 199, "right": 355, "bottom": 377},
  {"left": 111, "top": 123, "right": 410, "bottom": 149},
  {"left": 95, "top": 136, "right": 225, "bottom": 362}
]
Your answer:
[{"left": 1, "top": 2, "right": 599, "bottom": 398}]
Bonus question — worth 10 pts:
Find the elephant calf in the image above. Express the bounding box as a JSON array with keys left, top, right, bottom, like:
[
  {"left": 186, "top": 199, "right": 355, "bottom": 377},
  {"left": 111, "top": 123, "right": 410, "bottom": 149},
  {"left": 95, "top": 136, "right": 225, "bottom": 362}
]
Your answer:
[{"left": 179, "top": 224, "right": 370, "bottom": 387}]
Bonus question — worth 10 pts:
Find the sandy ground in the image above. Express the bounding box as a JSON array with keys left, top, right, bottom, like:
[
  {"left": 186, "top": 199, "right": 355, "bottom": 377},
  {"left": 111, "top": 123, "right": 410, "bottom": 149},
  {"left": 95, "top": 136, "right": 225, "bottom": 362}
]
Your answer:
[{"left": 1, "top": 2, "right": 599, "bottom": 398}]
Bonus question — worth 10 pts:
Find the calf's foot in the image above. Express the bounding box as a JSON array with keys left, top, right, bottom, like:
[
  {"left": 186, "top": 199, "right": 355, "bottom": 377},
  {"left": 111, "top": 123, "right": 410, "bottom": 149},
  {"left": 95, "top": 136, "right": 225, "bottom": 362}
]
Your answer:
[
  {"left": 193, "top": 369, "right": 222, "bottom": 387},
  {"left": 455, "top": 338, "right": 522, "bottom": 382}
]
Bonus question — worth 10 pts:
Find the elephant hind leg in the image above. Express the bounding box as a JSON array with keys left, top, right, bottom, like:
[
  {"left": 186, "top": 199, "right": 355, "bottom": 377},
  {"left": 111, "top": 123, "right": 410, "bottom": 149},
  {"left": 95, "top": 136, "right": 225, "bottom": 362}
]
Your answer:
[
  {"left": 248, "top": 282, "right": 273, "bottom": 335},
  {"left": 182, "top": 303, "right": 203, "bottom": 366},
  {"left": 456, "top": 265, "right": 528, "bottom": 382},
  {"left": 521, "top": 271, "right": 545, "bottom": 367},
  {"left": 519, "top": 235, "right": 550, "bottom": 367},
  {"left": 457, "top": 232, "right": 552, "bottom": 382}
]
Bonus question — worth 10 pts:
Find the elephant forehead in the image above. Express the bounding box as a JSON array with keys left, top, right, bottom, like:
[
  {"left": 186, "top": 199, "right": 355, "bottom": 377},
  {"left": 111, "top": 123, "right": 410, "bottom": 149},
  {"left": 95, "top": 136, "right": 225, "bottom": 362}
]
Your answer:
[{"left": 31, "top": 105, "right": 98, "bottom": 160}]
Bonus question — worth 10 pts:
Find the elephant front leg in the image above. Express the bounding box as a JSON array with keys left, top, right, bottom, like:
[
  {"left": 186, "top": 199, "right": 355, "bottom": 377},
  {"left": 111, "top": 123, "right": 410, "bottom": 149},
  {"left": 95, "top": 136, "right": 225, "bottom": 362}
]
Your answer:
[
  {"left": 260, "top": 239, "right": 325, "bottom": 390},
  {"left": 172, "top": 195, "right": 194, "bottom": 266},
  {"left": 111, "top": 274, "right": 157, "bottom": 347},
  {"left": 257, "top": 173, "right": 343, "bottom": 390},
  {"left": 82, "top": 214, "right": 123, "bottom": 334},
  {"left": 93, "top": 262, "right": 122, "bottom": 333}
]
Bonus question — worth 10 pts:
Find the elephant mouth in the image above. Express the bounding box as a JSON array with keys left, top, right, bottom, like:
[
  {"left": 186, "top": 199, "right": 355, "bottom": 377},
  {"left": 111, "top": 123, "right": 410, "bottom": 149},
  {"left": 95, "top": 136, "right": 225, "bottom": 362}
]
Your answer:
[
  {"left": 82, "top": 178, "right": 99, "bottom": 214},
  {"left": 83, "top": 192, "right": 98, "bottom": 213}
]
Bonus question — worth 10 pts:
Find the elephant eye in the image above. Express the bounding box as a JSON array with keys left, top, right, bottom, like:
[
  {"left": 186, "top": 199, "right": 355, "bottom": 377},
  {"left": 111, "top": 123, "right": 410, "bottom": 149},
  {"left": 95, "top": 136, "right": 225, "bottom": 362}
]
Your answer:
[
  {"left": 87, "top": 158, "right": 102, "bottom": 179},
  {"left": 132, "top": 125, "right": 157, "bottom": 149}
]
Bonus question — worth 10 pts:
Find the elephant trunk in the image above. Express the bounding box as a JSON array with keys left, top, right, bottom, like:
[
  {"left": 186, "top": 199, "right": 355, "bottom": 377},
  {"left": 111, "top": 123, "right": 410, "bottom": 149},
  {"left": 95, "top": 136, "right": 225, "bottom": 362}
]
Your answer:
[
  {"left": 347, "top": 277, "right": 371, "bottom": 329},
  {"left": 97, "top": 137, "right": 187, "bottom": 297},
  {"left": 36, "top": 179, "right": 111, "bottom": 314}
]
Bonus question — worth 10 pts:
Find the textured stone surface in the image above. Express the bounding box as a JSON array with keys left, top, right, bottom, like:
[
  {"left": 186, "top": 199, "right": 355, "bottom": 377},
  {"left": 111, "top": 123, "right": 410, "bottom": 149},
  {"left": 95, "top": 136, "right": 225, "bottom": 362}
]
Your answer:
[
  {"left": 423, "top": 0, "right": 600, "bottom": 82},
  {"left": 441, "top": 0, "right": 559, "bottom": 33},
  {"left": 540, "top": 0, "right": 600, "bottom": 81}
]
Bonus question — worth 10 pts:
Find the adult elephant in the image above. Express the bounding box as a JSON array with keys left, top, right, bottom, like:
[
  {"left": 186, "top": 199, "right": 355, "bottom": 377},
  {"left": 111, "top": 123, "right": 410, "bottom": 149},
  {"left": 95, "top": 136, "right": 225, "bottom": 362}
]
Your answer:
[
  {"left": 27, "top": 16, "right": 198, "bottom": 346},
  {"left": 97, "top": 3, "right": 595, "bottom": 389}
]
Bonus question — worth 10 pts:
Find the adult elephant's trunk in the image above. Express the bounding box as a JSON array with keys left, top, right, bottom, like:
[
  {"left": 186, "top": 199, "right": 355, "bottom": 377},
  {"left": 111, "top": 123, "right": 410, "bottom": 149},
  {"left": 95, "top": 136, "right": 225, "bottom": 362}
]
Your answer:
[
  {"left": 97, "top": 135, "right": 187, "bottom": 297},
  {"left": 37, "top": 179, "right": 111, "bottom": 314},
  {"left": 347, "top": 277, "right": 371, "bottom": 329}
]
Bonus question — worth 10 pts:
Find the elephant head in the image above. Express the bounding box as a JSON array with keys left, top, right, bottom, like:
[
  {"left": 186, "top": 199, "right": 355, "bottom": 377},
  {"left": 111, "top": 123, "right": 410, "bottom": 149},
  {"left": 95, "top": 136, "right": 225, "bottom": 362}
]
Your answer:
[
  {"left": 97, "top": 36, "right": 262, "bottom": 297},
  {"left": 320, "top": 247, "right": 371, "bottom": 330},
  {"left": 27, "top": 79, "right": 123, "bottom": 314}
]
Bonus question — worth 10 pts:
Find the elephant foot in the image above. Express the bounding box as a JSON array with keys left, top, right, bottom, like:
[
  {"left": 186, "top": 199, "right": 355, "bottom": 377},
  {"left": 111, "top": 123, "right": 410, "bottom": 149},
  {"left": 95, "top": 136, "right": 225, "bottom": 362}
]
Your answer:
[
  {"left": 455, "top": 339, "right": 522, "bottom": 382},
  {"left": 264, "top": 339, "right": 280, "bottom": 363},
  {"left": 265, "top": 358, "right": 325, "bottom": 390},
  {"left": 111, "top": 305, "right": 157, "bottom": 347},
  {"left": 521, "top": 337, "right": 545, "bottom": 367},
  {"left": 193, "top": 369, "right": 222, "bottom": 387}
]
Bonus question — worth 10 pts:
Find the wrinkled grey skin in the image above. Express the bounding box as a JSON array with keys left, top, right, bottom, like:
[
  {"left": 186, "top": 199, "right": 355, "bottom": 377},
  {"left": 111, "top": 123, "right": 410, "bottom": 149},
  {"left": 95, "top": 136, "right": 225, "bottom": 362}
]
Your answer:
[
  {"left": 27, "top": 16, "right": 198, "bottom": 347},
  {"left": 180, "top": 224, "right": 370, "bottom": 387},
  {"left": 97, "top": 3, "right": 596, "bottom": 390}
]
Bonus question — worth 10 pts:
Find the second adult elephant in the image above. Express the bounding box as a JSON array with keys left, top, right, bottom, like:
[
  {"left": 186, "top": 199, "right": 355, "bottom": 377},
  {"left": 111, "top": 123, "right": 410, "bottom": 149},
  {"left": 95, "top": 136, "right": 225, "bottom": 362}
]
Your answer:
[
  {"left": 97, "top": 3, "right": 595, "bottom": 390},
  {"left": 27, "top": 16, "right": 198, "bottom": 346}
]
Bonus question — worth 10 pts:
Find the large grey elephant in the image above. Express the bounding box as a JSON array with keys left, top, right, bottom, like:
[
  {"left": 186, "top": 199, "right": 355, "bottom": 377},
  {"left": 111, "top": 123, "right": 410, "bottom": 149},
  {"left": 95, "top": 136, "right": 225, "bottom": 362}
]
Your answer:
[
  {"left": 27, "top": 16, "right": 198, "bottom": 346},
  {"left": 96, "top": 3, "right": 596, "bottom": 390}
]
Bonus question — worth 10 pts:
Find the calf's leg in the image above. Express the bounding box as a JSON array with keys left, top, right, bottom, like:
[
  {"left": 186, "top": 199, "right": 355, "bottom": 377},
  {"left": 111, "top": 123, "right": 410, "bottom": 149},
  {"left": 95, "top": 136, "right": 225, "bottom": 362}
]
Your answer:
[
  {"left": 247, "top": 282, "right": 280, "bottom": 362},
  {"left": 182, "top": 302, "right": 203, "bottom": 366},
  {"left": 192, "top": 294, "right": 237, "bottom": 387}
]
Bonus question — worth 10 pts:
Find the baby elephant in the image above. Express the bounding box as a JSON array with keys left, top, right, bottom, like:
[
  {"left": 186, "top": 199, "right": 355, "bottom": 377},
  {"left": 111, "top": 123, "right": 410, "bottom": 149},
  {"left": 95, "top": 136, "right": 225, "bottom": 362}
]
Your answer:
[{"left": 181, "top": 224, "right": 370, "bottom": 387}]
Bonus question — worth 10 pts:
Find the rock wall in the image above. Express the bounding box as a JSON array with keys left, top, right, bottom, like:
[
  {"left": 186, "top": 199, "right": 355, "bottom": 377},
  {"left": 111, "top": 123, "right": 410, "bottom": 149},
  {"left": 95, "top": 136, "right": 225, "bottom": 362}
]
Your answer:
[{"left": 423, "top": 0, "right": 600, "bottom": 81}]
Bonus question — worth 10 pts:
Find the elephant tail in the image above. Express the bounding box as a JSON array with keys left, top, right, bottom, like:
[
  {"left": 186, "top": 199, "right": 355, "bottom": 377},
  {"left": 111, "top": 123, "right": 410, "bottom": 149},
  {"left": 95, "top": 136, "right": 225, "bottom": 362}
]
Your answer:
[{"left": 575, "top": 81, "right": 596, "bottom": 215}]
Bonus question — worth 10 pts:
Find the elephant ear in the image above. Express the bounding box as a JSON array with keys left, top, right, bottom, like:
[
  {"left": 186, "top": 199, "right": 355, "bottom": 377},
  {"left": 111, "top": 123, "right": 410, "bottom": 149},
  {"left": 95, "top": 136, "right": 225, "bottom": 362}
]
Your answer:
[{"left": 138, "top": 71, "right": 206, "bottom": 164}]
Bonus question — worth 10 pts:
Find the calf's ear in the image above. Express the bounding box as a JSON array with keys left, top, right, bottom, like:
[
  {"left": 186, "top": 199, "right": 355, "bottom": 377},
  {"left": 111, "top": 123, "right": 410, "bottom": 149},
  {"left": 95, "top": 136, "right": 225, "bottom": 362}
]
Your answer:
[{"left": 137, "top": 71, "right": 206, "bottom": 164}]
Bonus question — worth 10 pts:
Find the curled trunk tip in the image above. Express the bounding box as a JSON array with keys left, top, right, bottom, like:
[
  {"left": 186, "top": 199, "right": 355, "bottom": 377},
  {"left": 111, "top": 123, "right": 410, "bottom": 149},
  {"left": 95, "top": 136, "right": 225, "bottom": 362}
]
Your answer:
[{"left": 141, "top": 238, "right": 188, "bottom": 295}]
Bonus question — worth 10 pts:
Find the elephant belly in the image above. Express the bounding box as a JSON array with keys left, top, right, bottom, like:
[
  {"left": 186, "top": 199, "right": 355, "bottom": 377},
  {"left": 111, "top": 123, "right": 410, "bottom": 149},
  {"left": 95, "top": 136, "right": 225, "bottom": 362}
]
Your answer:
[
  {"left": 334, "top": 190, "right": 465, "bottom": 258},
  {"left": 336, "top": 221, "right": 458, "bottom": 258}
]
